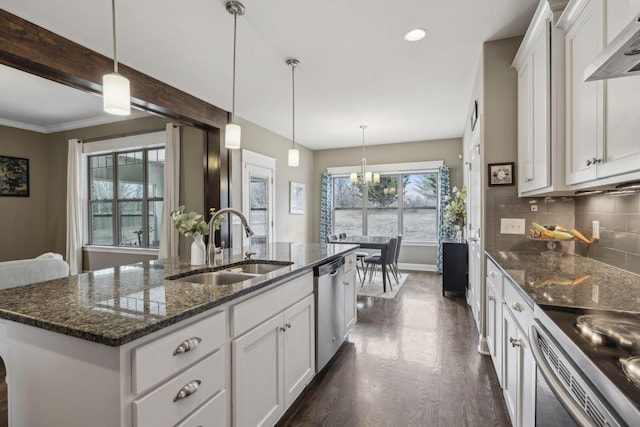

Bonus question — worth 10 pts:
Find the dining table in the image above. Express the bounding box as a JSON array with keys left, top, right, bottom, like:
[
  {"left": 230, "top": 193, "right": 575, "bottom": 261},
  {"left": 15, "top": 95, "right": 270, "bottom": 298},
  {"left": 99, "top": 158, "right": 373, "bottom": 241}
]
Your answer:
[{"left": 329, "top": 235, "right": 393, "bottom": 292}]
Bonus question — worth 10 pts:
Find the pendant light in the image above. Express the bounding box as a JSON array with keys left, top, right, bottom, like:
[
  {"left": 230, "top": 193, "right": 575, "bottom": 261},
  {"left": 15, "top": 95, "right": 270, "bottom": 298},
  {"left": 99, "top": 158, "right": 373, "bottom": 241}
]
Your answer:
[
  {"left": 225, "top": 1, "right": 245, "bottom": 150},
  {"left": 350, "top": 125, "right": 380, "bottom": 185},
  {"left": 287, "top": 58, "right": 300, "bottom": 167},
  {"left": 103, "top": 0, "right": 130, "bottom": 116}
]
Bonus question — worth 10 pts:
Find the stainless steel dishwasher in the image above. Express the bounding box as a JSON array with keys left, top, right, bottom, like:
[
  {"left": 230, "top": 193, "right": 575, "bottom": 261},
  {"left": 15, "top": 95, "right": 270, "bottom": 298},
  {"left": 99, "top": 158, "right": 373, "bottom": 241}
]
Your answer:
[{"left": 314, "top": 256, "right": 345, "bottom": 372}]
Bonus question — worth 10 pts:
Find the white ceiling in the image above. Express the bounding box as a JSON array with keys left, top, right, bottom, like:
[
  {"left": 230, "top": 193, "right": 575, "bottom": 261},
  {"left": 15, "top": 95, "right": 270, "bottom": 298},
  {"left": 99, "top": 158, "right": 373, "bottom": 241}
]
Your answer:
[{"left": 0, "top": 0, "right": 538, "bottom": 149}]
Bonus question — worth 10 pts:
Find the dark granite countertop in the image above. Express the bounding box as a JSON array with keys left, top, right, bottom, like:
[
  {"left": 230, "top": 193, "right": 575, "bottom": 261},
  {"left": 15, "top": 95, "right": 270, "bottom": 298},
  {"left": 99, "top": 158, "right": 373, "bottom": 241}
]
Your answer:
[
  {"left": 0, "top": 242, "right": 358, "bottom": 347},
  {"left": 486, "top": 250, "right": 640, "bottom": 313}
]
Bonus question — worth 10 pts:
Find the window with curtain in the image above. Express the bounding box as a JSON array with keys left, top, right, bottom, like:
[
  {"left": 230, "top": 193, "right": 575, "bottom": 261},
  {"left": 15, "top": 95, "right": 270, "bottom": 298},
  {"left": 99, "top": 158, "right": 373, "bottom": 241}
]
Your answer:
[
  {"left": 332, "top": 170, "right": 439, "bottom": 242},
  {"left": 88, "top": 147, "right": 165, "bottom": 248}
]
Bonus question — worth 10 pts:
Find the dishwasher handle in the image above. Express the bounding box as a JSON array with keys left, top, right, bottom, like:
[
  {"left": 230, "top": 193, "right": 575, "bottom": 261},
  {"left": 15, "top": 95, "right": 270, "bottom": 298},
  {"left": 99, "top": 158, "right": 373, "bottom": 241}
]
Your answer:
[{"left": 314, "top": 256, "right": 345, "bottom": 277}]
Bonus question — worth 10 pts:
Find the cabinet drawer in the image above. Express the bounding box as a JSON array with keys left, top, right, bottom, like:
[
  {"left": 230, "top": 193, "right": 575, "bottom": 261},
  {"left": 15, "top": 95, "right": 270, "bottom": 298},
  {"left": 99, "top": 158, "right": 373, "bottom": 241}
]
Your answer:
[
  {"left": 486, "top": 259, "right": 503, "bottom": 296},
  {"left": 175, "top": 389, "right": 227, "bottom": 427},
  {"left": 344, "top": 251, "right": 357, "bottom": 273},
  {"left": 503, "top": 279, "right": 533, "bottom": 332},
  {"left": 133, "top": 348, "right": 225, "bottom": 427},
  {"left": 232, "top": 271, "right": 313, "bottom": 338},
  {"left": 132, "top": 310, "right": 226, "bottom": 394}
]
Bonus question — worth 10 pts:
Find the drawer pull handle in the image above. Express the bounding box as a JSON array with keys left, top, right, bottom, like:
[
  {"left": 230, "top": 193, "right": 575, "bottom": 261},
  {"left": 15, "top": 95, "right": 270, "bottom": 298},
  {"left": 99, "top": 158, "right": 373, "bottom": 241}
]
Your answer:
[
  {"left": 489, "top": 271, "right": 496, "bottom": 278},
  {"left": 173, "top": 380, "right": 201, "bottom": 402},
  {"left": 512, "top": 302, "right": 522, "bottom": 312},
  {"left": 509, "top": 337, "right": 521, "bottom": 348},
  {"left": 173, "top": 337, "right": 202, "bottom": 356},
  {"left": 279, "top": 326, "right": 287, "bottom": 332},
  {"left": 285, "top": 323, "right": 292, "bottom": 329}
]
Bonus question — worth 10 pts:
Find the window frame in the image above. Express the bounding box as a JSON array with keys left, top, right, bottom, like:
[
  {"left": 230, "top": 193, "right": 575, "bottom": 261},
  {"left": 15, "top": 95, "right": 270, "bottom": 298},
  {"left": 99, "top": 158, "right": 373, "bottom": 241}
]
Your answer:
[
  {"left": 329, "top": 163, "right": 442, "bottom": 243},
  {"left": 83, "top": 131, "right": 165, "bottom": 251}
]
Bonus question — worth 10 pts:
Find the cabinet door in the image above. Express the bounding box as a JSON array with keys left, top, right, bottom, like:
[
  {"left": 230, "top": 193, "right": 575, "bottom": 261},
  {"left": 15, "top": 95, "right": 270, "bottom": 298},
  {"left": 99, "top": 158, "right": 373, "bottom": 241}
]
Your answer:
[
  {"left": 233, "top": 315, "right": 284, "bottom": 427},
  {"left": 599, "top": 1, "right": 640, "bottom": 179},
  {"left": 343, "top": 268, "right": 357, "bottom": 338},
  {"left": 283, "top": 295, "right": 315, "bottom": 408},
  {"left": 502, "top": 306, "right": 519, "bottom": 426},
  {"left": 565, "top": 0, "right": 603, "bottom": 185},
  {"left": 519, "top": 332, "right": 536, "bottom": 427},
  {"left": 486, "top": 283, "right": 503, "bottom": 387},
  {"left": 519, "top": 20, "right": 551, "bottom": 192}
]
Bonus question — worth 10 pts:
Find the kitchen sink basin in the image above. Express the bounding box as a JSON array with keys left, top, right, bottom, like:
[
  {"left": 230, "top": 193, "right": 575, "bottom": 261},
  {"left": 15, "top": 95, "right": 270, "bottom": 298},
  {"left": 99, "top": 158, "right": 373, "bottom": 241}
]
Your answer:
[
  {"left": 171, "top": 271, "right": 258, "bottom": 286},
  {"left": 225, "top": 261, "right": 293, "bottom": 275}
]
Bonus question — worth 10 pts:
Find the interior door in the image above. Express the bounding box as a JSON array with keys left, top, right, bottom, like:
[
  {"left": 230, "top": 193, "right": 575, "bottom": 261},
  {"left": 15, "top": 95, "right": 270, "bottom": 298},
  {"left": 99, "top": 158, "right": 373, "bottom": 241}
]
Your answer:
[
  {"left": 242, "top": 151, "right": 275, "bottom": 246},
  {"left": 467, "top": 124, "right": 482, "bottom": 327}
]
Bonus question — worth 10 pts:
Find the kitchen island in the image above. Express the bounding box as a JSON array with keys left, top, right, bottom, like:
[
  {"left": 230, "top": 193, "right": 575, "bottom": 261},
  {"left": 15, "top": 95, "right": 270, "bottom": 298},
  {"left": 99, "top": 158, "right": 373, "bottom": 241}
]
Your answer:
[
  {"left": 0, "top": 242, "right": 358, "bottom": 427},
  {"left": 486, "top": 250, "right": 640, "bottom": 426}
]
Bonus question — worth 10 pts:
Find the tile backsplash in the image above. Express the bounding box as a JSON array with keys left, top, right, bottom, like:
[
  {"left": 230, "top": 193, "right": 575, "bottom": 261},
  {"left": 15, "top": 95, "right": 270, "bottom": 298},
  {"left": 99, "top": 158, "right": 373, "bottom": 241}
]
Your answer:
[{"left": 574, "top": 193, "right": 640, "bottom": 275}]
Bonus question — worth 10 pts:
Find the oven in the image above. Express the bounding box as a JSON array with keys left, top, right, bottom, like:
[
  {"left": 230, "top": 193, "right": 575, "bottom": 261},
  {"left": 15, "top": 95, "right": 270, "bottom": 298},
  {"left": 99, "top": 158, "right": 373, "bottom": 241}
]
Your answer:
[{"left": 532, "top": 305, "right": 640, "bottom": 427}]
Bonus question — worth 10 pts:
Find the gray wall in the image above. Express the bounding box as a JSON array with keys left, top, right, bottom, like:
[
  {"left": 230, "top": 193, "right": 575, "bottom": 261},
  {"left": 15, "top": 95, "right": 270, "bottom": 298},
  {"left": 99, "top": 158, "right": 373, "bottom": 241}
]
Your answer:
[{"left": 313, "top": 138, "right": 464, "bottom": 266}]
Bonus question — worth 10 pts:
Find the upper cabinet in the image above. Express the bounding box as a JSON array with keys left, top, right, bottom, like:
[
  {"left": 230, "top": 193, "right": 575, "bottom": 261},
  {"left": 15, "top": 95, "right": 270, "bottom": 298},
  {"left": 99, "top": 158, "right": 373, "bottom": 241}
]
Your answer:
[
  {"left": 559, "top": 0, "right": 640, "bottom": 187},
  {"left": 513, "top": 0, "right": 569, "bottom": 196}
]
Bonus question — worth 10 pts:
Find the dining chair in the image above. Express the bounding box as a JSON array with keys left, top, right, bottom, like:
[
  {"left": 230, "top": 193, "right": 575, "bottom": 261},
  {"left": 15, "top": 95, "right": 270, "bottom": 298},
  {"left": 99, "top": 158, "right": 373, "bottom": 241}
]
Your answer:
[
  {"left": 362, "top": 237, "right": 397, "bottom": 291},
  {"left": 326, "top": 234, "right": 338, "bottom": 243},
  {"left": 339, "top": 232, "right": 347, "bottom": 239},
  {"left": 391, "top": 235, "right": 402, "bottom": 281}
]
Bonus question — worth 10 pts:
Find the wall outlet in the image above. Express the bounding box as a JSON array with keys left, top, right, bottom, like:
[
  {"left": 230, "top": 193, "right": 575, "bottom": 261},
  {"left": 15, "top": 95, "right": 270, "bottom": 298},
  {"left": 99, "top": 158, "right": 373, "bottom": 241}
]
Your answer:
[
  {"left": 530, "top": 205, "right": 538, "bottom": 212},
  {"left": 501, "top": 218, "right": 526, "bottom": 235},
  {"left": 592, "top": 220, "right": 600, "bottom": 240}
]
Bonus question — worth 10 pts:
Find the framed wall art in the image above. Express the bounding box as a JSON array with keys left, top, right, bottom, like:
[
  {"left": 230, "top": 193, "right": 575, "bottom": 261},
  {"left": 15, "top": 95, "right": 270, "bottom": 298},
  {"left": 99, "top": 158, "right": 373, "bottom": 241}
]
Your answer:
[
  {"left": 290, "top": 181, "right": 305, "bottom": 215},
  {"left": 488, "top": 162, "right": 515, "bottom": 187},
  {"left": 0, "top": 155, "right": 29, "bottom": 197}
]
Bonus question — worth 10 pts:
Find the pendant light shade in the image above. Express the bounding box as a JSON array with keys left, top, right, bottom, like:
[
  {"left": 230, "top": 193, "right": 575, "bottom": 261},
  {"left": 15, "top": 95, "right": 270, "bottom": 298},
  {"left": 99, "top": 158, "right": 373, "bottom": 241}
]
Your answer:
[
  {"left": 286, "top": 58, "right": 300, "bottom": 167},
  {"left": 225, "top": 1, "right": 245, "bottom": 150},
  {"left": 103, "top": 0, "right": 130, "bottom": 116}
]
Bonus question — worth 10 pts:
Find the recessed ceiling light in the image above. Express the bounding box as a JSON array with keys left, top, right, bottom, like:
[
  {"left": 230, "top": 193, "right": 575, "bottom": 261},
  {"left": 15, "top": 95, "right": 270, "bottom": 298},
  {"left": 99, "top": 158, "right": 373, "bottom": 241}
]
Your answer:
[{"left": 404, "top": 28, "right": 426, "bottom": 42}]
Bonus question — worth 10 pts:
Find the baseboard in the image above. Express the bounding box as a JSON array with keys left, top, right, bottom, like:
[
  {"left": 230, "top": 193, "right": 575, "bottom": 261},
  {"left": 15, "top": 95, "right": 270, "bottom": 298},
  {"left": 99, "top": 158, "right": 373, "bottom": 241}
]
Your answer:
[{"left": 398, "top": 263, "right": 438, "bottom": 272}]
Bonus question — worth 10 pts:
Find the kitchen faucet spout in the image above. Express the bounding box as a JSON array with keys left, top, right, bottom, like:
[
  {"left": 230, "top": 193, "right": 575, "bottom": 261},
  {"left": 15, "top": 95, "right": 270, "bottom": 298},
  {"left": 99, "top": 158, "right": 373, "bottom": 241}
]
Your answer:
[{"left": 207, "top": 208, "right": 255, "bottom": 265}]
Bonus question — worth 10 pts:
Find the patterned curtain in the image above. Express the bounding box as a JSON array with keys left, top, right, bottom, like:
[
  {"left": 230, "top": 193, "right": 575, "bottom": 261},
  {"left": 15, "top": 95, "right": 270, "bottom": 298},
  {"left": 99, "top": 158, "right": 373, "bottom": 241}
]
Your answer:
[
  {"left": 319, "top": 173, "right": 333, "bottom": 244},
  {"left": 437, "top": 166, "right": 451, "bottom": 273}
]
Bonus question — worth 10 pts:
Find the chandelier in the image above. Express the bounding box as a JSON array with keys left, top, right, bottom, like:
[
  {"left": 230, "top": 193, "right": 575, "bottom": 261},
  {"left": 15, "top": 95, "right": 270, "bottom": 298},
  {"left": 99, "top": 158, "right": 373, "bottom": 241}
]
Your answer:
[{"left": 350, "top": 125, "right": 380, "bottom": 185}]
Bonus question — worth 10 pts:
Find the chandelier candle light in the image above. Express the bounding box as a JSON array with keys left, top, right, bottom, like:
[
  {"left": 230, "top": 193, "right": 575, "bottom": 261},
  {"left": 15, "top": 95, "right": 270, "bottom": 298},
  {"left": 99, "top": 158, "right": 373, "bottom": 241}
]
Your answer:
[
  {"left": 287, "top": 59, "right": 300, "bottom": 167},
  {"left": 103, "top": 0, "right": 130, "bottom": 116},
  {"left": 225, "top": 1, "right": 245, "bottom": 150},
  {"left": 350, "top": 125, "right": 380, "bottom": 185}
]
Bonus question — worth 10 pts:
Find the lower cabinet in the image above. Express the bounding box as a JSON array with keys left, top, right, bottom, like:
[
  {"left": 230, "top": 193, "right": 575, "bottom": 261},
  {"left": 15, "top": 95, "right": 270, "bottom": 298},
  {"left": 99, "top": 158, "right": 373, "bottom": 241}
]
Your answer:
[
  {"left": 486, "top": 274, "right": 503, "bottom": 387},
  {"left": 232, "top": 281, "right": 315, "bottom": 427},
  {"left": 343, "top": 267, "right": 357, "bottom": 339}
]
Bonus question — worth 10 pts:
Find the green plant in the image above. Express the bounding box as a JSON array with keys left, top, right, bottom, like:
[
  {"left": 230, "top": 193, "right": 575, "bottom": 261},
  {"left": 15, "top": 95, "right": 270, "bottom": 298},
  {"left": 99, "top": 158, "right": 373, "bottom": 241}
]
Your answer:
[
  {"left": 170, "top": 206, "right": 224, "bottom": 237},
  {"left": 444, "top": 186, "right": 467, "bottom": 227}
]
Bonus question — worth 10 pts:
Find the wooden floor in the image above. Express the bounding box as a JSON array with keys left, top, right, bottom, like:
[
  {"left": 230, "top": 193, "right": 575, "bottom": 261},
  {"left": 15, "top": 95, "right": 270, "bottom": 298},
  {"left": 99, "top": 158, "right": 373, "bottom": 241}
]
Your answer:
[{"left": 278, "top": 271, "right": 510, "bottom": 427}]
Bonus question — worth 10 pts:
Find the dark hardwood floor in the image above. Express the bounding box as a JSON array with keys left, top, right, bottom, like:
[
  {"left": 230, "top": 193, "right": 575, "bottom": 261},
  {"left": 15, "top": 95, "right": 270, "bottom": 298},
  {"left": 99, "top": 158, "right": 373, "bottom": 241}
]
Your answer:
[{"left": 278, "top": 271, "right": 510, "bottom": 427}]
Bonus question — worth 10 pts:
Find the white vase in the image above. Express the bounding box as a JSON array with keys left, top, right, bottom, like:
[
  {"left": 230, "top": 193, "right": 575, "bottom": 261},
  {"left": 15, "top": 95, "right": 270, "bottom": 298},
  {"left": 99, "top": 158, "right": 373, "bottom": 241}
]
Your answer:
[{"left": 191, "top": 235, "right": 206, "bottom": 265}]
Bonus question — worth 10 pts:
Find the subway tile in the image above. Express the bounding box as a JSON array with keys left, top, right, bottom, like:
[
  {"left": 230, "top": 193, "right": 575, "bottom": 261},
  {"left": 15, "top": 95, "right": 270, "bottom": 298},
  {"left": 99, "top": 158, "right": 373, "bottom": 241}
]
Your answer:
[
  {"left": 605, "top": 215, "right": 626, "bottom": 232},
  {"left": 604, "top": 248, "right": 627, "bottom": 270},
  {"left": 585, "top": 244, "right": 605, "bottom": 262},
  {"left": 614, "top": 193, "right": 640, "bottom": 213},
  {"left": 575, "top": 194, "right": 613, "bottom": 213},
  {"left": 495, "top": 197, "right": 513, "bottom": 215},
  {"left": 546, "top": 197, "right": 575, "bottom": 213},
  {"left": 627, "top": 253, "right": 640, "bottom": 275},
  {"left": 613, "top": 232, "right": 640, "bottom": 254},
  {"left": 598, "top": 230, "right": 615, "bottom": 248},
  {"left": 628, "top": 214, "right": 640, "bottom": 234}
]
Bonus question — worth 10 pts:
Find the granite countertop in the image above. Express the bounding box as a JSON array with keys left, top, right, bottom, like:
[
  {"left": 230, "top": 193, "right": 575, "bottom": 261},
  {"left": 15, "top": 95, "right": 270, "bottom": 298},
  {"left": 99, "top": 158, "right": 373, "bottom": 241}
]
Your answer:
[
  {"left": 0, "top": 242, "right": 358, "bottom": 347},
  {"left": 486, "top": 250, "right": 640, "bottom": 313}
]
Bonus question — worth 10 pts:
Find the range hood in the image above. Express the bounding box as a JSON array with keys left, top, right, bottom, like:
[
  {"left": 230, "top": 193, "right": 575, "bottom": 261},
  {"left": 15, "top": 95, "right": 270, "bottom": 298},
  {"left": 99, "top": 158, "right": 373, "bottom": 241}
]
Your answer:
[{"left": 584, "top": 12, "right": 640, "bottom": 81}]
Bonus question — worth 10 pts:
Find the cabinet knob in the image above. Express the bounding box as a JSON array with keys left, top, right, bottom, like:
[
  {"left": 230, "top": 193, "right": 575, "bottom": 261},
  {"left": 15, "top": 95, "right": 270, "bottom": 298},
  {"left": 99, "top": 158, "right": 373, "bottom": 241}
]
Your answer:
[
  {"left": 279, "top": 326, "right": 287, "bottom": 332},
  {"left": 525, "top": 178, "right": 533, "bottom": 182},
  {"left": 488, "top": 295, "right": 495, "bottom": 301},
  {"left": 586, "top": 158, "right": 602, "bottom": 166},
  {"left": 173, "top": 380, "right": 201, "bottom": 402},
  {"left": 509, "top": 337, "right": 521, "bottom": 348},
  {"left": 489, "top": 271, "right": 496, "bottom": 278},
  {"left": 285, "top": 323, "right": 292, "bottom": 329},
  {"left": 512, "top": 302, "right": 522, "bottom": 312},
  {"left": 173, "top": 337, "right": 202, "bottom": 356}
]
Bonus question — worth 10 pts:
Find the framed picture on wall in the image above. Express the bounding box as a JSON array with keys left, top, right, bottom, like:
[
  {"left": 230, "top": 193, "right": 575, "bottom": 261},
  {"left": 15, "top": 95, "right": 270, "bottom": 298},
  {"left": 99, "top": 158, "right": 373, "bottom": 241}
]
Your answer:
[
  {"left": 488, "top": 162, "right": 515, "bottom": 186},
  {"left": 290, "top": 181, "right": 305, "bottom": 215},
  {"left": 0, "top": 155, "right": 29, "bottom": 197}
]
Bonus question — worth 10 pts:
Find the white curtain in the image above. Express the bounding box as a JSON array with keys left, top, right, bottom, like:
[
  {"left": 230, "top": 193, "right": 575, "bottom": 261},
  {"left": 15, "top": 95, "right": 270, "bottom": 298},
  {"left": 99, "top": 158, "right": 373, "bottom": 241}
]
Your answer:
[
  {"left": 158, "top": 123, "right": 180, "bottom": 259},
  {"left": 66, "top": 139, "right": 84, "bottom": 275}
]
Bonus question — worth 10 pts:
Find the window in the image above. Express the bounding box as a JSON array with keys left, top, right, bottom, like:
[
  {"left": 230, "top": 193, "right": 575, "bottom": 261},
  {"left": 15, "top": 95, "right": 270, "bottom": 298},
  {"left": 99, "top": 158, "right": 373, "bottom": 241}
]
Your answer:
[
  {"left": 88, "top": 147, "right": 165, "bottom": 248},
  {"left": 333, "top": 171, "right": 438, "bottom": 242}
]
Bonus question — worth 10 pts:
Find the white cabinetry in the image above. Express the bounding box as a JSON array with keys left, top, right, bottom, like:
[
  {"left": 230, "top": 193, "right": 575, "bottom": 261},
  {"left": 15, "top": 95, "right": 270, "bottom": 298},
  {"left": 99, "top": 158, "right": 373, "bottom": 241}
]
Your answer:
[
  {"left": 485, "top": 259, "right": 503, "bottom": 387},
  {"left": 560, "top": 0, "right": 640, "bottom": 186},
  {"left": 343, "top": 251, "right": 357, "bottom": 338},
  {"left": 232, "top": 272, "right": 315, "bottom": 427},
  {"left": 513, "top": 1, "right": 568, "bottom": 196},
  {"left": 501, "top": 276, "right": 536, "bottom": 427}
]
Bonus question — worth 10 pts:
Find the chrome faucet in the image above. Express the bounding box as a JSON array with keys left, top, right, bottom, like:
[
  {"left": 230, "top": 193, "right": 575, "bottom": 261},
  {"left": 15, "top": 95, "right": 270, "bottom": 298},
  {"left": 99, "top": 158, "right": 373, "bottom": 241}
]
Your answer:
[{"left": 207, "top": 208, "right": 255, "bottom": 265}]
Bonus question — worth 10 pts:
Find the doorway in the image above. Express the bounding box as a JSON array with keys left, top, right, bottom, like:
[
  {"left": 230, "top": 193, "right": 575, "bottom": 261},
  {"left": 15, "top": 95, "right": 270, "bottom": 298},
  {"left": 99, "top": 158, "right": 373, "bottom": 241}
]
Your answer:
[{"left": 242, "top": 150, "right": 276, "bottom": 246}]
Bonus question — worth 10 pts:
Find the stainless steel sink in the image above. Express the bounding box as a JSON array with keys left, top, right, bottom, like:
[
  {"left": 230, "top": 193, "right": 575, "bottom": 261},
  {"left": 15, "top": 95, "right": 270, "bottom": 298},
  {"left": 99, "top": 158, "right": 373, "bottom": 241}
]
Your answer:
[
  {"left": 171, "top": 271, "right": 258, "bottom": 285},
  {"left": 224, "top": 261, "right": 293, "bottom": 275}
]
